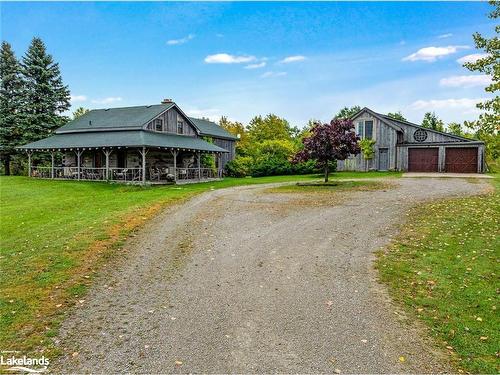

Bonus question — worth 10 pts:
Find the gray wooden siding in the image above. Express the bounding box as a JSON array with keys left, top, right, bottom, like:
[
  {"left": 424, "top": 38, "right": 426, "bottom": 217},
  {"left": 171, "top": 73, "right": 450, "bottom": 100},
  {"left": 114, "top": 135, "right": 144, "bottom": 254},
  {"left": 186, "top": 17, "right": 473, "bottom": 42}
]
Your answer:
[
  {"left": 338, "top": 111, "right": 397, "bottom": 171},
  {"left": 146, "top": 108, "right": 197, "bottom": 136},
  {"left": 212, "top": 138, "right": 236, "bottom": 168}
]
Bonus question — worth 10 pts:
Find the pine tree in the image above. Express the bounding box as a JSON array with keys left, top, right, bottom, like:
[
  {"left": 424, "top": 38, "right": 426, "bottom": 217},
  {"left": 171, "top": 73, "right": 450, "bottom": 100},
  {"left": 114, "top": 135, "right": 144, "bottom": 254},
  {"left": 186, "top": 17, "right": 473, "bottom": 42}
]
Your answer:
[
  {"left": 0, "top": 42, "right": 24, "bottom": 175},
  {"left": 21, "top": 37, "right": 70, "bottom": 143}
]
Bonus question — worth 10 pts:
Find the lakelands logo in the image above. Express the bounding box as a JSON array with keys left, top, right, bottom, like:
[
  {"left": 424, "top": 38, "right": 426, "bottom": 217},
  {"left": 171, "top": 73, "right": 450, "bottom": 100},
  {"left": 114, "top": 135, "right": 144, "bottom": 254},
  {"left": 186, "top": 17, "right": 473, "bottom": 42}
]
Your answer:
[{"left": 0, "top": 351, "right": 49, "bottom": 373}]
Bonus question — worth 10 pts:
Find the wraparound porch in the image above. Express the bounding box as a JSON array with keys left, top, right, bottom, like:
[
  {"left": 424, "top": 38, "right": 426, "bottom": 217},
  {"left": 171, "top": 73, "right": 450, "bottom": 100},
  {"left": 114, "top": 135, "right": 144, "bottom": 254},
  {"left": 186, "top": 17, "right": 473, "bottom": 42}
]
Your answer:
[{"left": 26, "top": 146, "right": 225, "bottom": 184}]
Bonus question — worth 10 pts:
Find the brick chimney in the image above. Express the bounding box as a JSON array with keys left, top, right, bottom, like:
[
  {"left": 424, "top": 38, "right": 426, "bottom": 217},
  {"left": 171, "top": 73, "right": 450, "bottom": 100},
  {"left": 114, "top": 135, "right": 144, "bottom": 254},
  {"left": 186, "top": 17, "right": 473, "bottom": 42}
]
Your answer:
[{"left": 161, "top": 98, "right": 173, "bottom": 104}]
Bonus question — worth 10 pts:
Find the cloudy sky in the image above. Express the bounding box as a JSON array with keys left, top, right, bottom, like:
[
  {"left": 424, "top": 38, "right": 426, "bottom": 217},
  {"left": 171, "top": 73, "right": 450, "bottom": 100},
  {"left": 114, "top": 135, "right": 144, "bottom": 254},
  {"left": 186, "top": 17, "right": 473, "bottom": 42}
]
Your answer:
[{"left": 2, "top": 1, "right": 495, "bottom": 127}]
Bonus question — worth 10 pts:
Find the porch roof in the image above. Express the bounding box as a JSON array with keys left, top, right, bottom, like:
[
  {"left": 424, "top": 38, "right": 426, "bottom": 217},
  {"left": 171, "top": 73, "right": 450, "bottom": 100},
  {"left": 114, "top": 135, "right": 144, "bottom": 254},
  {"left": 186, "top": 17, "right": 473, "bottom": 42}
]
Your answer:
[{"left": 17, "top": 130, "right": 228, "bottom": 153}]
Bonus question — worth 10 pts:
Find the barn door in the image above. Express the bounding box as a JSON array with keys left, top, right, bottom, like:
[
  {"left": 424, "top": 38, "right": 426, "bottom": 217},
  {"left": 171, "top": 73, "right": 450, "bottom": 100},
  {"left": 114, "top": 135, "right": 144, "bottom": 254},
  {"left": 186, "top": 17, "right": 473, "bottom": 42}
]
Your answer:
[
  {"left": 408, "top": 148, "right": 439, "bottom": 172},
  {"left": 445, "top": 147, "right": 478, "bottom": 173},
  {"left": 379, "top": 148, "right": 389, "bottom": 171}
]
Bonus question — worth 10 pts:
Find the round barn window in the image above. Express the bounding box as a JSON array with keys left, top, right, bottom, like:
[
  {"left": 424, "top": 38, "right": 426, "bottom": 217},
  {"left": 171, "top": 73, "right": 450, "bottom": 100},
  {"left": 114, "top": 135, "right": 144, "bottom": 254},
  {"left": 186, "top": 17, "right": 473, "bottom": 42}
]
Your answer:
[{"left": 414, "top": 128, "right": 428, "bottom": 142}]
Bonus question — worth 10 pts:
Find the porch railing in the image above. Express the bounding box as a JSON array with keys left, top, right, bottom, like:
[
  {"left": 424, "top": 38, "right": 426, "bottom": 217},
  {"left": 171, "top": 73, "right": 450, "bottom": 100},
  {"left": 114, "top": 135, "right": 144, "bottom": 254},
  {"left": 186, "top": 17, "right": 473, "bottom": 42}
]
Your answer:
[
  {"left": 29, "top": 166, "right": 221, "bottom": 182},
  {"left": 109, "top": 168, "right": 143, "bottom": 182}
]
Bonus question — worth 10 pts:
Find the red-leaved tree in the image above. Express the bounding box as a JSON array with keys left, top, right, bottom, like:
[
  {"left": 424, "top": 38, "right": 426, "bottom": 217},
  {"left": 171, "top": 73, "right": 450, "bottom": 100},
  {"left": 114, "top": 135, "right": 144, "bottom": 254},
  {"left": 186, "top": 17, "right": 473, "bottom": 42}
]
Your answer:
[{"left": 294, "top": 119, "right": 360, "bottom": 182}]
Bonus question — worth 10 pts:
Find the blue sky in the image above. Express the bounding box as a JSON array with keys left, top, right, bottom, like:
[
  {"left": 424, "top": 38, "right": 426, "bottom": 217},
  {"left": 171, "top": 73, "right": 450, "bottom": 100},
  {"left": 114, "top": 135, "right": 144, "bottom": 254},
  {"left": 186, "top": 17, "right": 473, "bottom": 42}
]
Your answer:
[{"left": 1, "top": 1, "right": 495, "bottom": 127}]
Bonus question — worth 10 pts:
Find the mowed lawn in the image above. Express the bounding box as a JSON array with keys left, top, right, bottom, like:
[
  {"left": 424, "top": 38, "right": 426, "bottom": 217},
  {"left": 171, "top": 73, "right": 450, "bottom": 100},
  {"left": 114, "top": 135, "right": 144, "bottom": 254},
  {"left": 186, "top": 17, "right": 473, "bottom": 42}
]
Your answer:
[
  {"left": 0, "top": 171, "right": 399, "bottom": 356},
  {"left": 376, "top": 176, "right": 499, "bottom": 374}
]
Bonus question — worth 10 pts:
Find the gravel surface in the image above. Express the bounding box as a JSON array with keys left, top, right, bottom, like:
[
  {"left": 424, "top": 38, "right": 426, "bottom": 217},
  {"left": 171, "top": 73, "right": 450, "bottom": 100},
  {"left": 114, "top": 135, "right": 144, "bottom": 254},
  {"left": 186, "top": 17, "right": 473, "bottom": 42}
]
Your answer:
[{"left": 52, "top": 177, "right": 490, "bottom": 374}]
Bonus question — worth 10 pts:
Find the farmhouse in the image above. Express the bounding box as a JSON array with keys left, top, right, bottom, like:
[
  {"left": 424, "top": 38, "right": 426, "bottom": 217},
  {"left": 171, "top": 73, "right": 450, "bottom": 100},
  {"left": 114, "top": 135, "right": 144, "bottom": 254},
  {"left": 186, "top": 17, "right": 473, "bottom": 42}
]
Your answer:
[
  {"left": 18, "top": 100, "right": 238, "bottom": 183},
  {"left": 337, "top": 107, "right": 486, "bottom": 173}
]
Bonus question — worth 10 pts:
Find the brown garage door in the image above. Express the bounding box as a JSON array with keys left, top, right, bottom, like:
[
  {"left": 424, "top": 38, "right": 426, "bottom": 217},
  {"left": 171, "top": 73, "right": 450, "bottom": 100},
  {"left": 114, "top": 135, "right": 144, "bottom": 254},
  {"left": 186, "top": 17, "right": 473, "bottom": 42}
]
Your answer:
[
  {"left": 445, "top": 147, "right": 478, "bottom": 173},
  {"left": 408, "top": 148, "right": 439, "bottom": 172}
]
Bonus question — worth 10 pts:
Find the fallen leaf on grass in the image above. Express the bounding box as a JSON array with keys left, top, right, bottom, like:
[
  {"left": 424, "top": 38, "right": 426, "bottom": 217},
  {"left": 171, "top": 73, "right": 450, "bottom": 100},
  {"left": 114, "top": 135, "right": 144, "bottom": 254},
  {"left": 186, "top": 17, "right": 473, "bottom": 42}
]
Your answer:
[{"left": 399, "top": 356, "right": 406, "bottom": 363}]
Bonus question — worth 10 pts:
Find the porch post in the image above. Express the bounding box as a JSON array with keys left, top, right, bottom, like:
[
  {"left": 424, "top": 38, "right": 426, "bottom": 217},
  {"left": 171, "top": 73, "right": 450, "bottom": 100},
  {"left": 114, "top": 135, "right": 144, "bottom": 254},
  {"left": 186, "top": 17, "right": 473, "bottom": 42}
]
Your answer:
[
  {"left": 27, "top": 151, "right": 32, "bottom": 177},
  {"left": 51, "top": 151, "right": 55, "bottom": 179},
  {"left": 217, "top": 153, "right": 222, "bottom": 178},
  {"left": 76, "top": 149, "right": 82, "bottom": 180},
  {"left": 141, "top": 147, "right": 147, "bottom": 184},
  {"left": 104, "top": 149, "right": 111, "bottom": 181},
  {"left": 197, "top": 151, "right": 201, "bottom": 180},
  {"left": 171, "top": 149, "right": 177, "bottom": 183}
]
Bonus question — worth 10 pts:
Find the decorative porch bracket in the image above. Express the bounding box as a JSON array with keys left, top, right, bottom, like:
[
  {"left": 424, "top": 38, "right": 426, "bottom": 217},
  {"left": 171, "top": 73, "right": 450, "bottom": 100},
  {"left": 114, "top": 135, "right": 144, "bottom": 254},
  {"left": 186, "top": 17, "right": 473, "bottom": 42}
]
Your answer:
[
  {"left": 138, "top": 147, "right": 149, "bottom": 184},
  {"left": 75, "top": 149, "right": 84, "bottom": 181},
  {"left": 103, "top": 149, "right": 113, "bottom": 181}
]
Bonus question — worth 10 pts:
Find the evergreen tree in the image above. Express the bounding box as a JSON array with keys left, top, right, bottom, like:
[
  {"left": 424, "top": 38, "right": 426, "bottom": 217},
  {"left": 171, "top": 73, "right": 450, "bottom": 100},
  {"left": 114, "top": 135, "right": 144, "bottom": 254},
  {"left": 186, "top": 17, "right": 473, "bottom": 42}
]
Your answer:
[
  {"left": 421, "top": 112, "right": 445, "bottom": 132},
  {"left": 21, "top": 37, "right": 70, "bottom": 143},
  {"left": 0, "top": 42, "right": 24, "bottom": 175}
]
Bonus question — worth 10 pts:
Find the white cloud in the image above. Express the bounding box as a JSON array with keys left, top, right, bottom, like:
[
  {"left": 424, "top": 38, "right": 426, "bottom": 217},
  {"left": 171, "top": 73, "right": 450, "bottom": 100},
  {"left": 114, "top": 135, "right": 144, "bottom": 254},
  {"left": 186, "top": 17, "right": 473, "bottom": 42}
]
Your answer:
[
  {"left": 204, "top": 53, "right": 256, "bottom": 64},
  {"left": 456, "top": 53, "right": 489, "bottom": 65},
  {"left": 260, "top": 71, "right": 287, "bottom": 78},
  {"left": 245, "top": 62, "right": 266, "bottom": 69},
  {"left": 91, "top": 97, "right": 123, "bottom": 105},
  {"left": 166, "top": 34, "right": 194, "bottom": 46},
  {"left": 70, "top": 95, "right": 87, "bottom": 103},
  {"left": 409, "top": 98, "right": 484, "bottom": 113},
  {"left": 437, "top": 33, "right": 453, "bottom": 39},
  {"left": 402, "top": 45, "right": 469, "bottom": 62},
  {"left": 279, "top": 55, "right": 306, "bottom": 64},
  {"left": 439, "top": 75, "right": 492, "bottom": 88},
  {"left": 185, "top": 107, "right": 221, "bottom": 122}
]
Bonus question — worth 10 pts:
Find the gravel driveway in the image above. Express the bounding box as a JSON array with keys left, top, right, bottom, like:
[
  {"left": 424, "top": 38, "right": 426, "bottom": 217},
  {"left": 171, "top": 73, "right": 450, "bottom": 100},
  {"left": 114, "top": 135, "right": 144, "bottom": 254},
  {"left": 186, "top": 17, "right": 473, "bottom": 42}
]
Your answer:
[{"left": 53, "top": 177, "right": 489, "bottom": 374}]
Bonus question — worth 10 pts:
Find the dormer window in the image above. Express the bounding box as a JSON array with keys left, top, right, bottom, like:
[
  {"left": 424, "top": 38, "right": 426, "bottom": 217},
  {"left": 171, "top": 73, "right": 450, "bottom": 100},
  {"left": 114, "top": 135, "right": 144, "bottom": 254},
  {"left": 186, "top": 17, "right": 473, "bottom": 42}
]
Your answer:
[
  {"left": 177, "top": 120, "right": 184, "bottom": 134},
  {"left": 155, "top": 118, "right": 163, "bottom": 131}
]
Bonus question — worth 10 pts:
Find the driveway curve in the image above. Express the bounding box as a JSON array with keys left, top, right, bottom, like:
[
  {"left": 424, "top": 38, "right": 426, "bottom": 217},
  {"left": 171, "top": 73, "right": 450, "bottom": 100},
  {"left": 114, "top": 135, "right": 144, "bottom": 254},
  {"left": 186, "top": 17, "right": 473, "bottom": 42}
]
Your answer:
[{"left": 53, "top": 177, "right": 489, "bottom": 373}]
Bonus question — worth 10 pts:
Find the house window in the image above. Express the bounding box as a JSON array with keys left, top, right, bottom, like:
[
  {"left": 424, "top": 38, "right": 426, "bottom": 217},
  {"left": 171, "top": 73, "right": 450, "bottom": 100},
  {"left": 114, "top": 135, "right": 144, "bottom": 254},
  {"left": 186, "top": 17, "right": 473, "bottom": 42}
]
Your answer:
[
  {"left": 357, "top": 122, "right": 364, "bottom": 138},
  {"left": 154, "top": 119, "right": 163, "bottom": 131},
  {"left": 177, "top": 120, "right": 184, "bottom": 134},
  {"left": 365, "top": 121, "right": 373, "bottom": 139}
]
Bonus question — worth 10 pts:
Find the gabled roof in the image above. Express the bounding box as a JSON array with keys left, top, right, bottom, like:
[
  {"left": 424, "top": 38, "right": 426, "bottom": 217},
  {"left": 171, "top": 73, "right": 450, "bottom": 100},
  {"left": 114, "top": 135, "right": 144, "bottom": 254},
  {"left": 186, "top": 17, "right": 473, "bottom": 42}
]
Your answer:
[
  {"left": 189, "top": 117, "right": 239, "bottom": 140},
  {"left": 351, "top": 107, "right": 481, "bottom": 142},
  {"left": 17, "top": 130, "right": 228, "bottom": 153},
  {"left": 57, "top": 103, "right": 175, "bottom": 133}
]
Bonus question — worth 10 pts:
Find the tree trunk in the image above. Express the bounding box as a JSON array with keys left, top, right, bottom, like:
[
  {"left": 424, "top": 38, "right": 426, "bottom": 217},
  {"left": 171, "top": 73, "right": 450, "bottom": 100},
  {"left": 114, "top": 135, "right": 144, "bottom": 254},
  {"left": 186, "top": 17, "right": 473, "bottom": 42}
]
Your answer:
[
  {"left": 3, "top": 155, "right": 10, "bottom": 176},
  {"left": 324, "top": 165, "right": 329, "bottom": 182}
]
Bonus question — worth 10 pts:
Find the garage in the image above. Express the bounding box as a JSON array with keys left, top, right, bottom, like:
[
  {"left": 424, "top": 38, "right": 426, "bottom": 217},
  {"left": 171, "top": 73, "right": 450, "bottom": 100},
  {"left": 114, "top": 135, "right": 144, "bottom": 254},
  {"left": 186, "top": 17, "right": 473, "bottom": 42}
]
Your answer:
[
  {"left": 408, "top": 148, "right": 439, "bottom": 172},
  {"left": 445, "top": 147, "right": 478, "bottom": 173}
]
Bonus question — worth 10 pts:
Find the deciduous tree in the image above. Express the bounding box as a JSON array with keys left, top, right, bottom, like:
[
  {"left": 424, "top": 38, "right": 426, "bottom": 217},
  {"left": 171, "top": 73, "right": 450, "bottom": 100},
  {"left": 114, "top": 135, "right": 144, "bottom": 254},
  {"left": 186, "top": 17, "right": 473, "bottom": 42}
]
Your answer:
[
  {"left": 72, "top": 107, "right": 89, "bottom": 119},
  {"left": 463, "top": 0, "right": 499, "bottom": 133},
  {"left": 421, "top": 112, "right": 445, "bottom": 132},
  {"left": 387, "top": 111, "right": 407, "bottom": 121},
  {"left": 333, "top": 106, "right": 361, "bottom": 120},
  {"left": 293, "top": 119, "right": 360, "bottom": 182}
]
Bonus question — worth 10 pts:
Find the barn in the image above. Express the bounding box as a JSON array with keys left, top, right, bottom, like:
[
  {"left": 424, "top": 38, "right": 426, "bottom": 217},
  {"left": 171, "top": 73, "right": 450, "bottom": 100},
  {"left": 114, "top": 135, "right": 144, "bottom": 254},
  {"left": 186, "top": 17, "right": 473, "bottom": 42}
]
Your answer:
[{"left": 337, "top": 107, "right": 485, "bottom": 173}]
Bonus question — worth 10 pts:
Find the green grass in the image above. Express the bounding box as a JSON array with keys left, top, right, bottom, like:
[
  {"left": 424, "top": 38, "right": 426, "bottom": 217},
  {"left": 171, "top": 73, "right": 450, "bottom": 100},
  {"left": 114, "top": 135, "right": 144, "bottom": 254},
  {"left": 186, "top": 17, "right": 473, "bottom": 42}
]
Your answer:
[
  {"left": 376, "top": 174, "right": 499, "bottom": 373},
  {"left": 328, "top": 170, "right": 401, "bottom": 179},
  {"left": 268, "top": 180, "right": 388, "bottom": 193},
  {"left": 0, "top": 171, "right": 394, "bottom": 356}
]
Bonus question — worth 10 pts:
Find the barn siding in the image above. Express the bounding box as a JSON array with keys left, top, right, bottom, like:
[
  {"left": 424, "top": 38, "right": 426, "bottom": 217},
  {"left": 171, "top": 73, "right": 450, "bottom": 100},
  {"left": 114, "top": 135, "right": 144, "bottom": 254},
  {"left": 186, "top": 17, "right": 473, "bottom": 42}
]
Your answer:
[{"left": 146, "top": 108, "right": 197, "bottom": 136}]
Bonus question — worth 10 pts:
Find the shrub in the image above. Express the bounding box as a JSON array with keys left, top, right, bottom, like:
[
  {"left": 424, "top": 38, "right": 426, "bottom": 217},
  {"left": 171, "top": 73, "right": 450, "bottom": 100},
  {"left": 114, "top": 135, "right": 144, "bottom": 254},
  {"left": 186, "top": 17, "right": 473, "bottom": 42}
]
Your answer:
[{"left": 224, "top": 156, "right": 253, "bottom": 177}]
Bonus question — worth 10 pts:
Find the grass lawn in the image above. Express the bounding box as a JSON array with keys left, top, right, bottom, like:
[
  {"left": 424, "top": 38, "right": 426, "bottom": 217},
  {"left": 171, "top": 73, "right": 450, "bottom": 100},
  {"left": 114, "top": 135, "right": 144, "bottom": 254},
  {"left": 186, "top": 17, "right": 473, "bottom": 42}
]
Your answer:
[
  {"left": 376, "top": 175, "right": 499, "bottom": 373},
  {"left": 267, "top": 179, "right": 389, "bottom": 193},
  {"left": 0, "top": 171, "right": 394, "bottom": 356}
]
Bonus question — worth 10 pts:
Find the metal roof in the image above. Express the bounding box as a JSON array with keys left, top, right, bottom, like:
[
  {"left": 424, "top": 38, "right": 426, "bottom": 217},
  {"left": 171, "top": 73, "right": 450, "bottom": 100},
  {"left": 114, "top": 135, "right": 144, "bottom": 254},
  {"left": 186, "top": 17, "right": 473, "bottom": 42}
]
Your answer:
[
  {"left": 17, "top": 130, "right": 228, "bottom": 152},
  {"left": 188, "top": 117, "right": 239, "bottom": 140}
]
